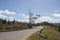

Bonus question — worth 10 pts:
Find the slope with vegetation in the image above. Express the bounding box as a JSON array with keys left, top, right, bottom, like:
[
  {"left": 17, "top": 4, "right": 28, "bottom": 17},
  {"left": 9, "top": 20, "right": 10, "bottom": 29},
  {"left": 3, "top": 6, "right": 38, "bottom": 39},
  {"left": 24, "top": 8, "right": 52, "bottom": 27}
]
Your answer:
[{"left": 27, "top": 22, "right": 60, "bottom": 40}]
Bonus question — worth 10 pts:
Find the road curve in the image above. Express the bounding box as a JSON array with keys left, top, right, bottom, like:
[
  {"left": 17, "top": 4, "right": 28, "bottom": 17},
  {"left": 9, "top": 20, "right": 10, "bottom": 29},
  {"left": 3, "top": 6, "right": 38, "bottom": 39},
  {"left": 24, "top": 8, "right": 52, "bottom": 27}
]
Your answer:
[{"left": 0, "top": 26, "right": 43, "bottom": 40}]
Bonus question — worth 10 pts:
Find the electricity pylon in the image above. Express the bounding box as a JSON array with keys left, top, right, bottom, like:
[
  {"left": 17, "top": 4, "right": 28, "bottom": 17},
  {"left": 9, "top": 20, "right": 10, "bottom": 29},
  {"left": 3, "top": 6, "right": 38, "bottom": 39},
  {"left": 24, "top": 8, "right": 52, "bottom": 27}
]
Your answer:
[{"left": 29, "top": 9, "right": 33, "bottom": 28}]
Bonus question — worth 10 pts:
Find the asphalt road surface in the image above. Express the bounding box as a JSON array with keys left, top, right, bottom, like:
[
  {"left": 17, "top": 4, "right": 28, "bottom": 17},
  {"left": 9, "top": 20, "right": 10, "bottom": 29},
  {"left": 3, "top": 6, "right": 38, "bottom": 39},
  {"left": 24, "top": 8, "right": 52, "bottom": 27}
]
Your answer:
[{"left": 0, "top": 26, "right": 43, "bottom": 40}]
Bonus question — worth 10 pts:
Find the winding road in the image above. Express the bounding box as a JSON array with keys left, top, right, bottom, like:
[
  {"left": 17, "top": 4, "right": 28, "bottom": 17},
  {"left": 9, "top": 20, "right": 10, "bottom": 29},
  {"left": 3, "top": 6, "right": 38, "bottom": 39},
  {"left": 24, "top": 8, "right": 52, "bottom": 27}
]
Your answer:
[{"left": 0, "top": 26, "right": 43, "bottom": 40}]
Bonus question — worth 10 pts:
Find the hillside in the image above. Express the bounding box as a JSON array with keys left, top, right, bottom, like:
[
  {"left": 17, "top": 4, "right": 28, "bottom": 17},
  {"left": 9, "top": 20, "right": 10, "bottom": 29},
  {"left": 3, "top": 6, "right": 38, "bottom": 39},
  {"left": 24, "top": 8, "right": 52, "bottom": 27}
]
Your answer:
[{"left": 27, "top": 22, "right": 60, "bottom": 40}]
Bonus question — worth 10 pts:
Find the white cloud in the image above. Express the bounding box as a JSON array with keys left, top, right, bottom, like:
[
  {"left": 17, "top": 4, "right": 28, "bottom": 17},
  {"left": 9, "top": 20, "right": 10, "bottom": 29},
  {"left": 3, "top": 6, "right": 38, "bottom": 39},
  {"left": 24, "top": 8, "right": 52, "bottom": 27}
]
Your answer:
[
  {"left": 52, "top": 9, "right": 60, "bottom": 17},
  {"left": 35, "top": 16, "right": 53, "bottom": 23},
  {"left": 0, "top": 10, "right": 16, "bottom": 21},
  {"left": 25, "top": 15, "right": 29, "bottom": 19},
  {"left": 0, "top": 14, "right": 7, "bottom": 19},
  {"left": 51, "top": 19, "right": 60, "bottom": 23},
  {"left": 15, "top": 19, "right": 29, "bottom": 23},
  {"left": 21, "top": 20, "right": 29, "bottom": 23},
  {"left": 0, "top": 14, "right": 14, "bottom": 21},
  {"left": 19, "top": 14, "right": 29, "bottom": 19},
  {"left": 53, "top": 14, "right": 60, "bottom": 17},
  {"left": 0, "top": 10, "right": 16, "bottom": 15},
  {"left": 0, "top": 9, "right": 60, "bottom": 23},
  {"left": 35, "top": 15, "right": 60, "bottom": 23},
  {"left": 7, "top": 17, "right": 14, "bottom": 21},
  {"left": 19, "top": 14, "right": 25, "bottom": 17}
]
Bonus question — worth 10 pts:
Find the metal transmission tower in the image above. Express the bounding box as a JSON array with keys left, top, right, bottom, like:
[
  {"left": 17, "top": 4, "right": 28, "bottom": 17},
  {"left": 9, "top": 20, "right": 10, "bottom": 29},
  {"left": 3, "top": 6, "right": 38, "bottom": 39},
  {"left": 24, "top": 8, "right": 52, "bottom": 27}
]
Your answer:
[{"left": 29, "top": 9, "right": 33, "bottom": 28}]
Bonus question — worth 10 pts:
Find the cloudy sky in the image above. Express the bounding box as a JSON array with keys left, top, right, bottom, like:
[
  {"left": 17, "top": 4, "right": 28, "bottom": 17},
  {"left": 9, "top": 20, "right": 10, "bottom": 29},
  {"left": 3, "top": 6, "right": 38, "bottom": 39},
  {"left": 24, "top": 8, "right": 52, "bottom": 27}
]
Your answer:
[{"left": 0, "top": 0, "right": 60, "bottom": 23}]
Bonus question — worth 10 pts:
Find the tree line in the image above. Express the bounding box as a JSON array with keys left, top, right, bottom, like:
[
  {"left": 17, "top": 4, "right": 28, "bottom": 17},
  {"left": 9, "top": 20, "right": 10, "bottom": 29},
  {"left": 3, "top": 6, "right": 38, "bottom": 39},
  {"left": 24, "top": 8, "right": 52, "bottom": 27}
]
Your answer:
[{"left": 0, "top": 19, "right": 29, "bottom": 32}]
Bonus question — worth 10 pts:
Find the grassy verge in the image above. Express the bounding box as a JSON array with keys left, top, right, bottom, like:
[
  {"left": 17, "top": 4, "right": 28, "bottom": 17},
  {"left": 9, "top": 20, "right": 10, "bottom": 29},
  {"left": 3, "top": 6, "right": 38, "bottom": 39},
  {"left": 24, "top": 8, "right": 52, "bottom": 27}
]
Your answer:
[{"left": 27, "top": 25, "right": 60, "bottom": 40}]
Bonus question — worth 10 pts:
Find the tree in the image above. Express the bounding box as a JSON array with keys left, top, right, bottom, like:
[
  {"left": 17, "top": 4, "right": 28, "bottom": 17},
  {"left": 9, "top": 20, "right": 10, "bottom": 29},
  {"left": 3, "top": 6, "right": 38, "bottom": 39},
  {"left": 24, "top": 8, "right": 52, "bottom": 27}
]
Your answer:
[
  {"left": 2, "top": 19, "right": 6, "bottom": 24},
  {"left": 28, "top": 9, "right": 42, "bottom": 28},
  {"left": 33, "top": 15, "right": 41, "bottom": 23},
  {"left": 7, "top": 19, "right": 10, "bottom": 25},
  {"left": 13, "top": 19, "right": 15, "bottom": 24}
]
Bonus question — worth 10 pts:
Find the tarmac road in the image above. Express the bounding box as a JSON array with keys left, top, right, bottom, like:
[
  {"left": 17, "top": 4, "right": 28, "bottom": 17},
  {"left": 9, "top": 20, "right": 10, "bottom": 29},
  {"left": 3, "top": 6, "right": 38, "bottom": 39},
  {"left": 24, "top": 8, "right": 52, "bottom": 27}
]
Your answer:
[{"left": 0, "top": 26, "right": 43, "bottom": 40}]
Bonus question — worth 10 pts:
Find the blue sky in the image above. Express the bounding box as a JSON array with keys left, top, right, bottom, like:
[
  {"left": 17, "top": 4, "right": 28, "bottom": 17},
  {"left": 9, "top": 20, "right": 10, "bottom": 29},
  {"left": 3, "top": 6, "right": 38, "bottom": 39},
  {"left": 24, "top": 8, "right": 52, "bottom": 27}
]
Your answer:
[{"left": 0, "top": 0, "right": 60, "bottom": 23}]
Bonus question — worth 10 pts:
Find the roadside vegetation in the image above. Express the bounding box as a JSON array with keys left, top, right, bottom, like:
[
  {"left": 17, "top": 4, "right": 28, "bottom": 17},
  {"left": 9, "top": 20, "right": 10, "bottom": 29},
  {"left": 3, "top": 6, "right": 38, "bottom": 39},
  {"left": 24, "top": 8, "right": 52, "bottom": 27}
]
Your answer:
[
  {"left": 0, "top": 19, "right": 40, "bottom": 32},
  {"left": 0, "top": 19, "right": 30, "bottom": 32},
  {"left": 27, "top": 22, "right": 60, "bottom": 40}
]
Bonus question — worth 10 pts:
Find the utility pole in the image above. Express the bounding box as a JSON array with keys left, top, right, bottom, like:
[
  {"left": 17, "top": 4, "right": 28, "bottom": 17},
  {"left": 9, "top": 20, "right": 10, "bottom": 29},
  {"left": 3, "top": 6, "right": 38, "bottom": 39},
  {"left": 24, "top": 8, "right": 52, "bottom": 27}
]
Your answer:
[{"left": 29, "top": 9, "right": 33, "bottom": 28}]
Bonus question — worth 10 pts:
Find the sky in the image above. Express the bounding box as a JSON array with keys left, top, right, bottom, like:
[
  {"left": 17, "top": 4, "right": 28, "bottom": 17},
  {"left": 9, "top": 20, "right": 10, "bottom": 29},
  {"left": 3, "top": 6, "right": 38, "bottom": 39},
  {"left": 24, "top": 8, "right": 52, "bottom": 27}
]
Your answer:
[{"left": 0, "top": 0, "right": 60, "bottom": 23}]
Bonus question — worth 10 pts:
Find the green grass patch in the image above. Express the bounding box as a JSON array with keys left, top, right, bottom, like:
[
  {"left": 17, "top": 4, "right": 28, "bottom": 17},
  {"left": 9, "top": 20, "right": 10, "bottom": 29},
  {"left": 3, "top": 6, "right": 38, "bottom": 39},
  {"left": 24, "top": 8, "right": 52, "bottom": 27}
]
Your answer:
[{"left": 27, "top": 32, "right": 45, "bottom": 40}]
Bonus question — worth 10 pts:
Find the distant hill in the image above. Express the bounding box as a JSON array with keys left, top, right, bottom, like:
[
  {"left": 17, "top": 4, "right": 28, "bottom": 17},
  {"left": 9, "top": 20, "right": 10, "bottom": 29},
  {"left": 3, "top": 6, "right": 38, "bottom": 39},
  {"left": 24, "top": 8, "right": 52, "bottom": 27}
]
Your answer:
[
  {"left": 0, "top": 18, "right": 4, "bottom": 23},
  {"left": 41, "top": 22, "right": 60, "bottom": 27},
  {"left": 0, "top": 18, "right": 4, "bottom": 21},
  {"left": 51, "top": 23, "right": 60, "bottom": 27}
]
